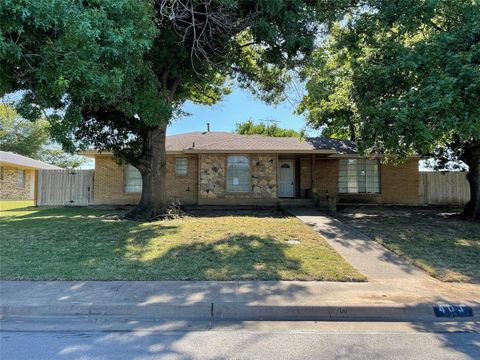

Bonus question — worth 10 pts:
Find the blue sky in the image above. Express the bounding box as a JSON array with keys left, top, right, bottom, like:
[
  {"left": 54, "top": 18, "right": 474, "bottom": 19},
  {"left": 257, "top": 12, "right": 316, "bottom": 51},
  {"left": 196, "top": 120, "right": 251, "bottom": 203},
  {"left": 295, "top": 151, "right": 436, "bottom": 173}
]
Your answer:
[
  {"left": 4, "top": 87, "right": 317, "bottom": 136},
  {"left": 77, "top": 88, "right": 316, "bottom": 169},
  {"left": 168, "top": 87, "right": 319, "bottom": 136}
]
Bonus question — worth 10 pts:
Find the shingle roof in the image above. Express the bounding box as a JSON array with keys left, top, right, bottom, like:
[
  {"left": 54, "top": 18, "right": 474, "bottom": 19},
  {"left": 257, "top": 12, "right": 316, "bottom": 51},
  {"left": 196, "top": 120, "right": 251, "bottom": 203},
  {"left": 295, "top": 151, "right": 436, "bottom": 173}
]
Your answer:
[
  {"left": 166, "top": 131, "right": 357, "bottom": 153},
  {"left": 306, "top": 137, "right": 357, "bottom": 154},
  {"left": 0, "top": 151, "right": 62, "bottom": 170},
  {"left": 166, "top": 132, "right": 243, "bottom": 151}
]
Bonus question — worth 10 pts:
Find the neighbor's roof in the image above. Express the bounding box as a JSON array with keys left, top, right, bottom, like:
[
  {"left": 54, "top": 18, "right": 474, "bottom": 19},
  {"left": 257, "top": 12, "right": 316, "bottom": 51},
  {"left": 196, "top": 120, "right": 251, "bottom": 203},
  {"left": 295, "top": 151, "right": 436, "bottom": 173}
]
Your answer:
[
  {"left": 0, "top": 151, "right": 62, "bottom": 170},
  {"left": 167, "top": 132, "right": 357, "bottom": 154}
]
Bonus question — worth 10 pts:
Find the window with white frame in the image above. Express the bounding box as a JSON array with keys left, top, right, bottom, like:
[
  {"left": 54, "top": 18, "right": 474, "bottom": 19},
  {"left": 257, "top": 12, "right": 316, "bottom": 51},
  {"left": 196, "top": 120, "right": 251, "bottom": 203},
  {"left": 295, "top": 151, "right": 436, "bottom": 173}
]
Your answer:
[
  {"left": 17, "top": 170, "right": 25, "bottom": 188},
  {"left": 227, "top": 155, "right": 250, "bottom": 192},
  {"left": 123, "top": 164, "right": 142, "bottom": 193},
  {"left": 338, "top": 159, "right": 380, "bottom": 193},
  {"left": 175, "top": 157, "right": 188, "bottom": 176}
]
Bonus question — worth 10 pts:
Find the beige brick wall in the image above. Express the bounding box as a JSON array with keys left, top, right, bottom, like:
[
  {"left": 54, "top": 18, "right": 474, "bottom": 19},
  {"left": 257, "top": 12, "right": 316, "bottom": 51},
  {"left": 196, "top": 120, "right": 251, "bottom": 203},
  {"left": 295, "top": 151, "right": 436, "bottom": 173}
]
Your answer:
[
  {"left": 381, "top": 158, "right": 421, "bottom": 204},
  {"left": 308, "top": 157, "right": 421, "bottom": 205},
  {"left": 0, "top": 165, "right": 35, "bottom": 200},
  {"left": 166, "top": 155, "right": 198, "bottom": 203},
  {"left": 300, "top": 158, "right": 312, "bottom": 198},
  {"left": 93, "top": 155, "right": 198, "bottom": 205},
  {"left": 313, "top": 159, "right": 339, "bottom": 200}
]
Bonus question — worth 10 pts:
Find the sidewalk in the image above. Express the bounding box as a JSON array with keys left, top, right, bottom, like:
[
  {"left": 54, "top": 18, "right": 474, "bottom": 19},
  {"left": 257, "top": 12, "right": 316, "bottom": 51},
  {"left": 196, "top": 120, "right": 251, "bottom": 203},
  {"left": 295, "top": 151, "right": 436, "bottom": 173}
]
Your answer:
[{"left": 1, "top": 280, "right": 479, "bottom": 322}]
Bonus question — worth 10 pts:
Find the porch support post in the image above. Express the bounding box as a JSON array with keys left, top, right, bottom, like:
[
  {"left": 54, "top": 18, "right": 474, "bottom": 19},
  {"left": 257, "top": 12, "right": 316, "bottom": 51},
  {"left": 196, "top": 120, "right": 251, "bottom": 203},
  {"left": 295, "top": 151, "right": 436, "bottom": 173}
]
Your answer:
[
  {"left": 34, "top": 169, "right": 39, "bottom": 207},
  {"left": 310, "top": 154, "right": 315, "bottom": 192}
]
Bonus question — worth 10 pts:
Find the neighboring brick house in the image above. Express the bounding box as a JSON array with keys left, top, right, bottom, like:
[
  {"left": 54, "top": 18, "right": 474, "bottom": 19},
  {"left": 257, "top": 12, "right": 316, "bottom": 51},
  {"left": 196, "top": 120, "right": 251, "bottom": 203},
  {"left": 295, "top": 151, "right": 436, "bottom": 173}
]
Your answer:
[
  {"left": 0, "top": 151, "right": 61, "bottom": 201},
  {"left": 83, "top": 132, "right": 422, "bottom": 207}
]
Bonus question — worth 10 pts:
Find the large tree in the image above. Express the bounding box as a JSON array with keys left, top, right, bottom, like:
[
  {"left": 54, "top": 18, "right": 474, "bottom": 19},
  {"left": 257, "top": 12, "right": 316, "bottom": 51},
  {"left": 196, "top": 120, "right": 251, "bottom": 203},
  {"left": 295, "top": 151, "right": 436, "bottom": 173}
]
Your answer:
[
  {"left": 298, "top": 0, "right": 480, "bottom": 221},
  {"left": 1, "top": 0, "right": 339, "bottom": 218}
]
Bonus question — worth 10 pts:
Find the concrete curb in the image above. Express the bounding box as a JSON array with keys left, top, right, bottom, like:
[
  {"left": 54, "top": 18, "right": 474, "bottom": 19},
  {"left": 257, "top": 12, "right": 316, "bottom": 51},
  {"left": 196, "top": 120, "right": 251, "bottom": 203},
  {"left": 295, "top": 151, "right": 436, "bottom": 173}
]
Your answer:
[
  {"left": 214, "top": 304, "right": 438, "bottom": 322},
  {"left": 1, "top": 303, "right": 478, "bottom": 322},
  {"left": 0, "top": 304, "right": 212, "bottom": 320}
]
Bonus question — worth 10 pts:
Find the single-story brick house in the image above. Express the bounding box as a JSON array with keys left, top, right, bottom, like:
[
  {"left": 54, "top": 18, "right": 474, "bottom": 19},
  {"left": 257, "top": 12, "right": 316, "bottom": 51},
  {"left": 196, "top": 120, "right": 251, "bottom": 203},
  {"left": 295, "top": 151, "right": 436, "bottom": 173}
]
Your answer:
[
  {"left": 0, "top": 151, "right": 61, "bottom": 201},
  {"left": 83, "top": 131, "right": 422, "bottom": 207}
]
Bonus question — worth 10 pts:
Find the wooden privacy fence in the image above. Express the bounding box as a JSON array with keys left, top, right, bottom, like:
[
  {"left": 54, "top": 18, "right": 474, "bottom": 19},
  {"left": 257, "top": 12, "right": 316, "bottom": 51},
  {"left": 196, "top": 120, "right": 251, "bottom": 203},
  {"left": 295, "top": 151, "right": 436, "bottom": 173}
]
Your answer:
[
  {"left": 420, "top": 171, "right": 470, "bottom": 205},
  {"left": 37, "top": 169, "right": 94, "bottom": 206}
]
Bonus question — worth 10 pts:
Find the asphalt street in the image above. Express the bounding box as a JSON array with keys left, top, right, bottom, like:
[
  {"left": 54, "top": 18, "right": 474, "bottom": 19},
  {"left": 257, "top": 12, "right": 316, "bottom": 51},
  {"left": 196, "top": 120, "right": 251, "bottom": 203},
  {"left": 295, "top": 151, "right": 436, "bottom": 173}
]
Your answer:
[{"left": 1, "top": 321, "right": 479, "bottom": 360}]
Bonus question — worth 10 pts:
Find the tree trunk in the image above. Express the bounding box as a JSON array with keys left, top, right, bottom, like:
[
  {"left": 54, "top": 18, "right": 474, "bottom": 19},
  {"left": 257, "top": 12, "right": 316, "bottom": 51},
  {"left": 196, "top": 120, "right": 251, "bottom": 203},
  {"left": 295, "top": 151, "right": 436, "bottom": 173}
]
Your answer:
[
  {"left": 461, "top": 143, "right": 480, "bottom": 222},
  {"left": 126, "top": 123, "right": 168, "bottom": 220}
]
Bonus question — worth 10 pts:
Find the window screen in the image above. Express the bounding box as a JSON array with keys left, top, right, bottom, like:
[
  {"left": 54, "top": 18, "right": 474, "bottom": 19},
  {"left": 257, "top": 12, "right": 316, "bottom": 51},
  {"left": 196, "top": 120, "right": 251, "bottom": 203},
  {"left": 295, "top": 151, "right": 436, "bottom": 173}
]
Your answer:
[
  {"left": 17, "top": 170, "right": 25, "bottom": 188},
  {"left": 175, "top": 158, "right": 188, "bottom": 176},
  {"left": 338, "top": 159, "right": 380, "bottom": 193},
  {"left": 227, "top": 155, "right": 250, "bottom": 192},
  {"left": 123, "top": 164, "right": 142, "bottom": 193}
]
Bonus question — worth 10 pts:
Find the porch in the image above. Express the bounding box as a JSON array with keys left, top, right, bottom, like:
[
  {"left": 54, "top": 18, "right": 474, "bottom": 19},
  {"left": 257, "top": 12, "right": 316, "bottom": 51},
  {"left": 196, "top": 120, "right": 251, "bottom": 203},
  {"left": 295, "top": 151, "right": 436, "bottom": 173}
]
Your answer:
[
  {"left": 277, "top": 154, "right": 388, "bottom": 208},
  {"left": 277, "top": 154, "right": 334, "bottom": 205}
]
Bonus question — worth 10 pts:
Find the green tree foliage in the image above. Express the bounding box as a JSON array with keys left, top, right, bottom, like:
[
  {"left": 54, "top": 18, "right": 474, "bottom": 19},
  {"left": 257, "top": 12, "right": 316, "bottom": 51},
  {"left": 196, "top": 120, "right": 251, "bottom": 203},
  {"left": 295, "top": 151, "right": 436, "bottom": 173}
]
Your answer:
[
  {"left": 0, "top": 104, "right": 49, "bottom": 158},
  {"left": 235, "top": 120, "right": 305, "bottom": 138},
  {"left": 297, "top": 24, "right": 358, "bottom": 141},
  {"left": 38, "top": 148, "right": 85, "bottom": 169},
  {"left": 1, "top": 0, "right": 337, "bottom": 218},
  {"left": 0, "top": 104, "right": 85, "bottom": 168},
  {"left": 299, "top": 0, "right": 480, "bottom": 220}
]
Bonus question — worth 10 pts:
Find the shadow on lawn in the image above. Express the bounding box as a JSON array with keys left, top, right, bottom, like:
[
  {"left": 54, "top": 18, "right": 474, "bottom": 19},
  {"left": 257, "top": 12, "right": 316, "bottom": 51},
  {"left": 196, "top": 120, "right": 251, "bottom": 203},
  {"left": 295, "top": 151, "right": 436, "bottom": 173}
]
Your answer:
[
  {"left": 0, "top": 206, "right": 304, "bottom": 281},
  {"left": 140, "top": 235, "right": 302, "bottom": 280},
  {"left": 335, "top": 207, "right": 480, "bottom": 283}
]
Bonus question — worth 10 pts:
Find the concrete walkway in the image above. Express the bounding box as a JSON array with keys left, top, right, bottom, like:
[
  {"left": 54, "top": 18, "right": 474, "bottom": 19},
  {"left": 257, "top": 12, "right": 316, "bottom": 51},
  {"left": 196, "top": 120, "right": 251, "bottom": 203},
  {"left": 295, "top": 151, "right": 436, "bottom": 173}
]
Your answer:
[
  {"left": 288, "top": 207, "right": 480, "bottom": 304},
  {"left": 288, "top": 208, "right": 430, "bottom": 281}
]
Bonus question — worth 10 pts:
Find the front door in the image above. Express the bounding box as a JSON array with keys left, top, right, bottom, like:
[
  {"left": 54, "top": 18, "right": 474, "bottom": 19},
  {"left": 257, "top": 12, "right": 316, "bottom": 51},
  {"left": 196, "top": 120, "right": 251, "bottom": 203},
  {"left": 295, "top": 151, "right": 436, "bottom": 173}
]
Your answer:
[{"left": 278, "top": 160, "right": 295, "bottom": 197}]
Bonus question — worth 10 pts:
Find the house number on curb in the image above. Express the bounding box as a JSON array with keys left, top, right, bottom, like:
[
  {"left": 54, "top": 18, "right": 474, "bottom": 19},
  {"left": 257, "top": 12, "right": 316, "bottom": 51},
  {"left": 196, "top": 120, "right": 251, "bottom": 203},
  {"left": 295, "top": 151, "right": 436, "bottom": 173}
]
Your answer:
[
  {"left": 330, "top": 307, "right": 348, "bottom": 314},
  {"left": 433, "top": 304, "right": 473, "bottom": 318}
]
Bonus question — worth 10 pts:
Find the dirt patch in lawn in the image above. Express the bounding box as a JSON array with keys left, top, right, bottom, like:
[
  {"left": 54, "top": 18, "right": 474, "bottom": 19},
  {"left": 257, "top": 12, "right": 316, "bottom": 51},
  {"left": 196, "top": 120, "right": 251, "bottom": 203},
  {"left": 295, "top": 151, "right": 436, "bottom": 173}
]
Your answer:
[
  {"left": 0, "top": 205, "right": 364, "bottom": 281},
  {"left": 336, "top": 206, "right": 480, "bottom": 283}
]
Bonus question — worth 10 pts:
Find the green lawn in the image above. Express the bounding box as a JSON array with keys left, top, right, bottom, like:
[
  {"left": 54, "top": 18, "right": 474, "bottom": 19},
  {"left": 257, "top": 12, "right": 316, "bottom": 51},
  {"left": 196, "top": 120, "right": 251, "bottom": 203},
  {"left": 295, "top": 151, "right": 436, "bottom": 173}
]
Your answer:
[
  {"left": 0, "top": 200, "right": 35, "bottom": 210},
  {"left": 336, "top": 207, "right": 480, "bottom": 283},
  {"left": 0, "top": 203, "right": 364, "bottom": 281}
]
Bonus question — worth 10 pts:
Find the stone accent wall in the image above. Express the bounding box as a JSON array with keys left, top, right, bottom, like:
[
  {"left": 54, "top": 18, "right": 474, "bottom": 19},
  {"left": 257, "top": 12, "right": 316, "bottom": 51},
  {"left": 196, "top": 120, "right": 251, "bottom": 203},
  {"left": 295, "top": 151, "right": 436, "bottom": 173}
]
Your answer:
[
  {"left": 93, "top": 155, "right": 198, "bottom": 205},
  {"left": 0, "top": 166, "right": 35, "bottom": 200},
  {"left": 199, "top": 154, "right": 277, "bottom": 200},
  {"left": 381, "top": 158, "right": 420, "bottom": 204},
  {"left": 199, "top": 154, "right": 226, "bottom": 199},
  {"left": 250, "top": 154, "right": 277, "bottom": 198}
]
